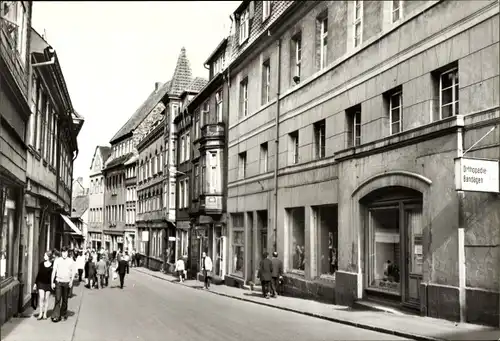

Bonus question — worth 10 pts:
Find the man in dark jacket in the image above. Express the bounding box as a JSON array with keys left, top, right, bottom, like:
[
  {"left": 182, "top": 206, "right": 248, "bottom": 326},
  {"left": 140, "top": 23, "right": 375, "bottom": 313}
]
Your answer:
[
  {"left": 258, "top": 252, "right": 273, "bottom": 299},
  {"left": 270, "top": 251, "right": 283, "bottom": 297},
  {"left": 117, "top": 257, "right": 129, "bottom": 289}
]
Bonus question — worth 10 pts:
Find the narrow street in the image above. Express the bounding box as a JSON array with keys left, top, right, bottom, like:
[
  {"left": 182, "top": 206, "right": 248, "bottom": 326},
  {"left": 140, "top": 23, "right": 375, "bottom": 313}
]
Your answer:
[{"left": 2, "top": 270, "right": 410, "bottom": 341}]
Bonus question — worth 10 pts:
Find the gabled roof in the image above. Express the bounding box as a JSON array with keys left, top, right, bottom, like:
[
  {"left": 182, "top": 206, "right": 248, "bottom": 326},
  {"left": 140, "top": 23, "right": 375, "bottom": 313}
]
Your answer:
[
  {"left": 71, "top": 195, "right": 89, "bottom": 218},
  {"left": 181, "top": 77, "right": 208, "bottom": 99},
  {"left": 109, "top": 81, "right": 171, "bottom": 144},
  {"left": 187, "top": 77, "right": 208, "bottom": 93},
  {"left": 30, "top": 28, "right": 49, "bottom": 53},
  {"left": 109, "top": 47, "right": 195, "bottom": 144},
  {"left": 104, "top": 152, "right": 135, "bottom": 171},
  {"left": 167, "top": 47, "right": 193, "bottom": 97},
  {"left": 89, "top": 145, "right": 111, "bottom": 170},
  {"left": 99, "top": 146, "right": 112, "bottom": 163}
]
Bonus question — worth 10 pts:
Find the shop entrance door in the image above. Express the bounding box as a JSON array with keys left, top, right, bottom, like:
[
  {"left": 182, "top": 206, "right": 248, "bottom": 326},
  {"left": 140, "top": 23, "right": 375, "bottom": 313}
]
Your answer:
[
  {"left": 366, "top": 197, "right": 423, "bottom": 309},
  {"left": 24, "top": 212, "right": 35, "bottom": 299},
  {"left": 402, "top": 204, "right": 423, "bottom": 308}
]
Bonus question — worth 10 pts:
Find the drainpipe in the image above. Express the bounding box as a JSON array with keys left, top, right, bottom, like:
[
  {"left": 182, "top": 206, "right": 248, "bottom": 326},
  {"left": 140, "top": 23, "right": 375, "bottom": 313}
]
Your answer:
[
  {"left": 32, "top": 56, "right": 56, "bottom": 68},
  {"left": 273, "top": 38, "right": 281, "bottom": 252}
]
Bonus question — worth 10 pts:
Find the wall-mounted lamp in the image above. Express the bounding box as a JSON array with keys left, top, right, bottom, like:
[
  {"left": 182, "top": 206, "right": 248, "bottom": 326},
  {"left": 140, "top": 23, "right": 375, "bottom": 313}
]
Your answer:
[{"left": 293, "top": 76, "right": 300, "bottom": 84}]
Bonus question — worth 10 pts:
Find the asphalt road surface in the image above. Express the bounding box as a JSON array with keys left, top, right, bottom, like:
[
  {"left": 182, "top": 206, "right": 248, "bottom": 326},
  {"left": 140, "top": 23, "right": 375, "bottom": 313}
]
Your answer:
[{"left": 67, "top": 270, "right": 411, "bottom": 341}]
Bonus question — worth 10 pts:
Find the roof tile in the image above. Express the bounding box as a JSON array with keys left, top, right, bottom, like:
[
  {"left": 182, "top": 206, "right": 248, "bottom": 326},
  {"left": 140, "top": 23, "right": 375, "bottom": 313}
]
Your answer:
[
  {"left": 109, "top": 81, "right": 171, "bottom": 144},
  {"left": 187, "top": 77, "right": 208, "bottom": 93},
  {"left": 71, "top": 195, "right": 89, "bottom": 218},
  {"left": 168, "top": 47, "right": 193, "bottom": 97},
  {"left": 98, "top": 146, "right": 112, "bottom": 163}
]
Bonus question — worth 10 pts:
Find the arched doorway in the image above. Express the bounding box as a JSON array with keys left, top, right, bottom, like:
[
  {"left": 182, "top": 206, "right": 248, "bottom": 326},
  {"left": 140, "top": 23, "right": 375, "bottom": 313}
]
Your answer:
[{"left": 361, "top": 186, "right": 424, "bottom": 309}]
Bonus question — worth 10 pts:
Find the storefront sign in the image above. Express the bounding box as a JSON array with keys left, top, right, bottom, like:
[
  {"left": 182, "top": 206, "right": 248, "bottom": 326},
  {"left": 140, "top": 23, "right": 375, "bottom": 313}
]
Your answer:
[
  {"left": 168, "top": 236, "right": 176, "bottom": 241},
  {"left": 454, "top": 157, "right": 499, "bottom": 193},
  {"left": 142, "top": 231, "right": 149, "bottom": 242}
]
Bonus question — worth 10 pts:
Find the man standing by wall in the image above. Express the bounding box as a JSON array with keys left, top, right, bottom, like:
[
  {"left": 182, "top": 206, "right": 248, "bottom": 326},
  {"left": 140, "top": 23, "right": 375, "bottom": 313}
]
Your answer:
[
  {"left": 259, "top": 252, "right": 273, "bottom": 299},
  {"left": 51, "top": 247, "right": 75, "bottom": 322}
]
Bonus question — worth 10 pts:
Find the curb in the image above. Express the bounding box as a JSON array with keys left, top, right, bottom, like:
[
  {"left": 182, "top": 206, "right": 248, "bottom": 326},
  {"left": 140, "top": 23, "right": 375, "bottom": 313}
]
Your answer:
[{"left": 134, "top": 268, "right": 444, "bottom": 341}]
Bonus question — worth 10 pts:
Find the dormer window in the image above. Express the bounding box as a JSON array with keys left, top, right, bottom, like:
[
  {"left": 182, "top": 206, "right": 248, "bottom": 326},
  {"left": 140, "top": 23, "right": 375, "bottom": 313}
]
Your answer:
[
  {"left": 213, "top": 54, "right": 225, "bottom": 74},
  {"left": 262, "top": 1, "right": 271, "bottom": 21},
  {"left": 239, "top": 9, "right": 250, "bottom": 44}
]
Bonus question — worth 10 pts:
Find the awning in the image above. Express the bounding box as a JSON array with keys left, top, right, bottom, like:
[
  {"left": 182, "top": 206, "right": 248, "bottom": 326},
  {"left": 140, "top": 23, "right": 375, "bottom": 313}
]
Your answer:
[{"left": 60, "top": 214, "right": 82, "bottom": 235}]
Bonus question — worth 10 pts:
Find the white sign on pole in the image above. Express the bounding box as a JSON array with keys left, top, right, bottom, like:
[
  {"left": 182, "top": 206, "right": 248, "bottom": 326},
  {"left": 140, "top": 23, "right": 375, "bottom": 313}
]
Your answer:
[
  {"left": 454, "top": 157, "right": 499, "bottom": 193},
  {"left": 142, "top": 231, "right": 149, "bottom": 242}
]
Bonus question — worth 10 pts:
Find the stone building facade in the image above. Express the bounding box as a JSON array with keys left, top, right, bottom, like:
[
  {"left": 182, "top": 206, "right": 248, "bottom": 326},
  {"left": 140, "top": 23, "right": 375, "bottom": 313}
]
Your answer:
[
  {"left": 0, "top": 0, "right": 32, "bottom": 325},
  {"left": 1, "top": 4, "right": 83, "bottom": 325},
  {"left": 179, "top": 38, "right": 231, "bottom": 281},
  {"left": 225, "top": 0, "right": 499, "bottom": 327},
  {"left": 88, "top": 146, "right": 111, "bottom": 249},
  {"left": 137, "top": 119, "right": 168, "bottom": 271}
]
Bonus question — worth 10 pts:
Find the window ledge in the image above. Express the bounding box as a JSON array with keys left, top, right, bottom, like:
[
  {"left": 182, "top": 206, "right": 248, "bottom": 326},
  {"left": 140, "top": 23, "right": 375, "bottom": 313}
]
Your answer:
[
  {"left": 287, "top": 269, "right": 305, "bottom": 277},
  {"left": 0, "top": 277, "right": 20, "bottom": 296},
  {"left": 318, "top": 274, "right": 336, "bottom": 282},
  {"left": 335, "top": 114, "right": 467, "bottom": 162}
]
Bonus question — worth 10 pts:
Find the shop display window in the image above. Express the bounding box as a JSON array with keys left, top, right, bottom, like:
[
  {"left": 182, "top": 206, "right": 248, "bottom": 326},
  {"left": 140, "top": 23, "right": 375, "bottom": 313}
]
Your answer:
[
  {"left": 1, "top": 188, "right": 16, "bottom": 281},
  {"left": 231, "top": 214, "right": 244, "bottom": 276},
  {"left": 288, "top": 207, "right": 305, "bottom": 271},
  {"left": 317, "top": 205, "right": 338, "bottom": 276},
  {"left": 232, "top": 231, "right": 244, "bottom": 276},
  {"left": 368, "top": 207, "right": 401, "bottom": 294}
]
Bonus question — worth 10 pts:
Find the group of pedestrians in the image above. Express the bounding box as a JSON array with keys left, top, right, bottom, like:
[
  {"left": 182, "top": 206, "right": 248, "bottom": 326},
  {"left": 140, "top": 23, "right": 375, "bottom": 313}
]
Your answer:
[
  {"left": 174, "top": 252, "right": 213, "bottom": 290},
  {"left": 258, "top": 251, "right": 284, "bottom": 299},
  {"left": 33, "top": 246, "right": 131, "bottom": 323},
  {"left": 33, "top": 247, "right": 76, "bottom": 322},
  {"left": 82, "top": 248, "right": 130, "bottom": 290}
]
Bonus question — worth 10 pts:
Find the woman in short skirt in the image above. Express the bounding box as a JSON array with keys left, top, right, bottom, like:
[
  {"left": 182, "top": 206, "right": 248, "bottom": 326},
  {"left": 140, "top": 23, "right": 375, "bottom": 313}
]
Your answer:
[{"left": 34, "top": 251, "right": 53, "bottom": 320}]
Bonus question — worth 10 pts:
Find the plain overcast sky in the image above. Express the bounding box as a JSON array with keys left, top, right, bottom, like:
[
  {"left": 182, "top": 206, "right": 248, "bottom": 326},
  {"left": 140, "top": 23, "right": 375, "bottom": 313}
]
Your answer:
[{"left": 31, "top": 1, "right": 239, "bottom": 185}]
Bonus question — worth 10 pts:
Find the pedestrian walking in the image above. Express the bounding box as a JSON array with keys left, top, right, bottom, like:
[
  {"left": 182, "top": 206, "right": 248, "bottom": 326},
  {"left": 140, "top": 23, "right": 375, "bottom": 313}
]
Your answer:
[
  {"left": 34, "top": 251, "right": 53, "bottom": 320},
  {"left": 86, "top": 256, "right": 96, "bottom": 289},
  {"left": 96, "top": 255, "right": 107, "bottom": 289},
  {"left": 51, "top": 247, "right": 75, "bottom": 322},
  {"left": 270, "top": 251, "right": 283, "bottom": 298},
  {"left": 76, "top": 251, "right": 85, "bottom": 282},
  {"left": 258, "top": 252, "right": 273, "bottom": 299},
  {"left": 201, "top": 252, "right": 213, "bottom": 289},
  {"left": 131, "top": 249, "right": 136, "bottom": 267},
  {"left": 104, "top": 253, "right": 110, "bottom": 287},
  {"left": 116, "top": 256, "right": 129, "bottom": 289},
  {"left": 174, "top": 257, "right": 186, "bottom": 282}
]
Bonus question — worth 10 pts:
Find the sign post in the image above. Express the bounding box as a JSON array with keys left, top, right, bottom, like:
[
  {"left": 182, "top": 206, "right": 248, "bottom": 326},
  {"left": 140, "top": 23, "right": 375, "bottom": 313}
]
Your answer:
[{"left": 454, "top": 157, "right": 500, "bottom": 193}]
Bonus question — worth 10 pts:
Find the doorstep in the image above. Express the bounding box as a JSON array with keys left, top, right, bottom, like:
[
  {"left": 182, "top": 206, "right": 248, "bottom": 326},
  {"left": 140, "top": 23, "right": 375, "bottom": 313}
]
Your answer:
[{"left": 133, "top": 267, "right": 500, "bottom": 341}]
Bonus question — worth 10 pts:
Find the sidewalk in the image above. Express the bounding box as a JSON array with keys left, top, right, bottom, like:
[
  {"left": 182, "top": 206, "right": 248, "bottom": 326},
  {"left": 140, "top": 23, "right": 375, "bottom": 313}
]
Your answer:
[
  {"left": 0, "top": 282, "right": 86, "bottom": 341},
  {"left": 134, "top": 267, "right": 500, "bottom": 341}
]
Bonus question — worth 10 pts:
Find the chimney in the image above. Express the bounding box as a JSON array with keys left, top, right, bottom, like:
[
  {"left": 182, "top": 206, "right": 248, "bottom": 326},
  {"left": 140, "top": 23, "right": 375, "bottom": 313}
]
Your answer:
[{"left": 155, "top": 82, "right": 163, "bottom": 92}]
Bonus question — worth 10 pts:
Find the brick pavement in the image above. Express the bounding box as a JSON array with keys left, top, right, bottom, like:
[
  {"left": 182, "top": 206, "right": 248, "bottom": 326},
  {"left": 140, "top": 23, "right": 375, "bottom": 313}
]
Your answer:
[
  {"left": 134, "top": 267, "right": 500, "bottom": 341},
  {"left": 0, "top": 281, "right": 85, "bottom": 341}
]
